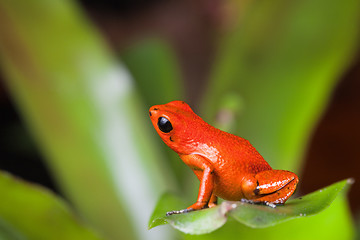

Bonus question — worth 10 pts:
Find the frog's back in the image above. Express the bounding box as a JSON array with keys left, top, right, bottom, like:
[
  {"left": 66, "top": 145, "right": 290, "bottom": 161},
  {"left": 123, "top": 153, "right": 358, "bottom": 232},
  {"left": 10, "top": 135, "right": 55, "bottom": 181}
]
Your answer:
[{"left": 209, "top": 125, "right": 272, "bottom": 174}]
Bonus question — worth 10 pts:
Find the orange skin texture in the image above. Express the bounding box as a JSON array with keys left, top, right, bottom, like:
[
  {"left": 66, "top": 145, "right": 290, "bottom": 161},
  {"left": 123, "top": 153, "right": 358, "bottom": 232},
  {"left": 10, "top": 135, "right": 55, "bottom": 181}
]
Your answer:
[{"left": 149, "top": 101, "right": 299, "bottom": 212}]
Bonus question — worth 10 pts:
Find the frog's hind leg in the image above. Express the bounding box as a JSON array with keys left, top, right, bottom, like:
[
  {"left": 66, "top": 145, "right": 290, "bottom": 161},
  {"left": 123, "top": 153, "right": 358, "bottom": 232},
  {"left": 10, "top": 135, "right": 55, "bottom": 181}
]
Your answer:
[{"left": 241, "top": 170, "right": 299, "bottom": 205}]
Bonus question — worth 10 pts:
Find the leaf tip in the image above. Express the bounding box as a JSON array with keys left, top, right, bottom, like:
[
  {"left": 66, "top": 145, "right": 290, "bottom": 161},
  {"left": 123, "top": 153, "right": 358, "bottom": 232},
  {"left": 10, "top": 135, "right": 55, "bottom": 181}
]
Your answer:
[
  {"left": 347, "top": 178, "right": 355, "bottom": 185},
  {"left": 148, "top": 218, "right": 168, "bottom": 231}
]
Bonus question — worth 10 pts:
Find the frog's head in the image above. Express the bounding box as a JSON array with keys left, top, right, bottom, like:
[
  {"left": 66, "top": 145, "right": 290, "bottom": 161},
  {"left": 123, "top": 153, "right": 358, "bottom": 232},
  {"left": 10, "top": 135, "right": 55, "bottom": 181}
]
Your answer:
[{"left": 149, "top": 101, "right": 205, "bottom": 155}]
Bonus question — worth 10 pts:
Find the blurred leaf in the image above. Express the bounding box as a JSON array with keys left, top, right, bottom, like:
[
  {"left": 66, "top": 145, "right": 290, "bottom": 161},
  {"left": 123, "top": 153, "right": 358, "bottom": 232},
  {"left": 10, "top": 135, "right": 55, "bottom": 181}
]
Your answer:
[
  {"left": 149, "top": 179, "right": 352, "bottom": 234},
  {"left": 0, "top": 170, "right": 101, "bottom": 240},
  {"left": 202, "top": 0, "right": 360, "bottom": 172},
  {"left": 356, "top": 213, "right": 360, "bottom": 240},
  {"left": 121, "top": 38, "right": 184, "bottom": 107},
  {"left": 121, "top": 38, "right": 188, "bottom": 189},
  {"left": 0, "top": 1, "right": 174, "bottom": 240}
]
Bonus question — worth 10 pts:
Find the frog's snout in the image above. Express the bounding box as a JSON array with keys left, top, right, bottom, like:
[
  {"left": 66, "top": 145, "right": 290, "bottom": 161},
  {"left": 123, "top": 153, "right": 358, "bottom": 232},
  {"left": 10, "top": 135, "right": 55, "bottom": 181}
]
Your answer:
[{"left": 149, "top": 106, "right": 160, "bottom": 119}]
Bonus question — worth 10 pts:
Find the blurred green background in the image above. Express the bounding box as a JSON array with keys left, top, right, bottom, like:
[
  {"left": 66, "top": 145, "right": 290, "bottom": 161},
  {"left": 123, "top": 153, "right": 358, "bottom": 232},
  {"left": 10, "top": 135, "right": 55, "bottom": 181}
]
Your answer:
[{"left": 0, "top": 0, "right": 359, "bottom": 239}]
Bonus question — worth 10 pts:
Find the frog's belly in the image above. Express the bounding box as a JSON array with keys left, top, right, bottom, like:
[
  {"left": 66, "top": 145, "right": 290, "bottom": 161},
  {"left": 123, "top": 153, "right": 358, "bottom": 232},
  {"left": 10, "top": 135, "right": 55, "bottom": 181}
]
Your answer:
[{"left": 213, "top": 171, "right": 245, "bottom": 201}]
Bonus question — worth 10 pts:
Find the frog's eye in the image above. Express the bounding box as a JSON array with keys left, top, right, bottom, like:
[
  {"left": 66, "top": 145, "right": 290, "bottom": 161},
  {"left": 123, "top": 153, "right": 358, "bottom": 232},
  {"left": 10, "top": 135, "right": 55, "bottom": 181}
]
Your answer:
[{"left": 157, "top": 117, "right": 173, "bottom": 133}]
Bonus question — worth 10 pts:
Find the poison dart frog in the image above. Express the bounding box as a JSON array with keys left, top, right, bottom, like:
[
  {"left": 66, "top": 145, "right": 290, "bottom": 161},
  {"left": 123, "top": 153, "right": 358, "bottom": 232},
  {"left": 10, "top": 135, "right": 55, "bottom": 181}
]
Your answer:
[{"left": 149, "top": 101, "right": 299, "bottom": 215}]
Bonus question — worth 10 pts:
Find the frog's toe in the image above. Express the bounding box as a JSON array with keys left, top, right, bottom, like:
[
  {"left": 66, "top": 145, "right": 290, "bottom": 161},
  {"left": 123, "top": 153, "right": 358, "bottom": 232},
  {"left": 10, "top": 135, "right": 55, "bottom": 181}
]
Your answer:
[{"left": 166, "top": 208, "right": 193, "bottom": 216}]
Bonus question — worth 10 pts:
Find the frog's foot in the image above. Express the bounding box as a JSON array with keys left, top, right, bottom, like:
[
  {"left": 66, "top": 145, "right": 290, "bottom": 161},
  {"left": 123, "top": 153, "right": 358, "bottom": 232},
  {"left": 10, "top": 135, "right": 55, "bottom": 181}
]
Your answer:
[
  {"left": 240, "top": 198, "right": 277, "bottom": 208},
  {"left": 187, "top": 201, "right": 208, "bottom": 210},
  {"left": 242, "top": 170, "right": 299, "bottom": 204},
  {"left": 208, "top": 202, "right": 217, "bottom": 208},
  {"left": 166, "top": 208, "right": 193, "bottom": 216},
  {"left": 265, "top": 201, "right": 277, "bottom": 208},
  {"left": 240, "top": 198, "right": 255, "bottom": 204},
  {"left": 166, "top": 201, "right": 209, "bottom": 216},
  {"left": 208, "top": 194, "right": 218, "bottom": 208}
]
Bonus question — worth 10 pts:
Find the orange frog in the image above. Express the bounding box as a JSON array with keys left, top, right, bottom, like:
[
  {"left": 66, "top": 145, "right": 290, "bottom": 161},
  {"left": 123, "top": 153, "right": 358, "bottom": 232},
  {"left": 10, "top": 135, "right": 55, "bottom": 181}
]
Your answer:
[{"left": 149, "top": 101, "right": 298, "bottom": 215}]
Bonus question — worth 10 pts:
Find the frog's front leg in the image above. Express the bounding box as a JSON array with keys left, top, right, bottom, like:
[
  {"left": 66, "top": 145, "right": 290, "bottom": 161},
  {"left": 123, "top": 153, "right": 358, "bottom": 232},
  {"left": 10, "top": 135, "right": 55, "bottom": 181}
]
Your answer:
[
  {"left": 187, "top": 162, "right": 215, "bottom": 210},
  {"left": 167, "top": 155, "right": 214, "bottom": 215},
  {"left": 241, "top": 170, "right": 299, "bottom": 205}
]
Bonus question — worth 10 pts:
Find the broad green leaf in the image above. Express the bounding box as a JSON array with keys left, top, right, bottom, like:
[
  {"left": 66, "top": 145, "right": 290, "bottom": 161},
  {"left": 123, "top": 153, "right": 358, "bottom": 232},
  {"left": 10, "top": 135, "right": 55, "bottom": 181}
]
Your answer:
[
  {"left": 149, "top": 193, "right": 227, "bottom": 234},
  {"left": 165, "top": 207, "right": 227, "bottom": 235},
  {"left": 0, "top": 170, "right": 101, "bottom": 240},
  {"left": 149, "top": 193, "right": 186, "bottom": 229},
  {"left": 227, "top": 178, "right": 353, "bottom": 228},
  {"left": 185, "top": 194, "right": 354, "bottom": 240},
  {"left": 0, "top": 1, "right": 174, "bottom": 240},
  {"left": 149, "top": 179, "right": 352, "bottom": 234},
  {"left": 202, "top": 0, "right": 360, "bottom": 172}
]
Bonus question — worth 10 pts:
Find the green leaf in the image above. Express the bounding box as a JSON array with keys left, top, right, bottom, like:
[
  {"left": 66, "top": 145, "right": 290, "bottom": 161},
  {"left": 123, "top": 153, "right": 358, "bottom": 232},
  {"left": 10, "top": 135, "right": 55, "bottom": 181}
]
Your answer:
[
  {"left": 185, "top": 194, "right": 354, "bottom": 240},
  {"left": 149, "top": 193, "right": 185, "bottom": 229},
  {"left": 228, "top": 178, "right": 353, "bottom": 228},
  {"left": 0, "top": 170, "right": 101, "bottom": 240},
  {"left": 201, "top": 0, "right": 360, "bottom": 172},
  {"left": 149, "top": 193, "right": 227, "bottom": 234},
  {"left": 149, "top": 179, "right": 353, "bottom": 234}
]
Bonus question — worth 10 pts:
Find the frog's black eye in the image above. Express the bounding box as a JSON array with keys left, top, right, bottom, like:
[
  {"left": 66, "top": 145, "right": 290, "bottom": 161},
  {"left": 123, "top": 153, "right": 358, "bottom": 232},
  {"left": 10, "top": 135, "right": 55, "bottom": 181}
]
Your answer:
[{"left": 157, "top": 117, "right": 173, "bottom": 133}]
